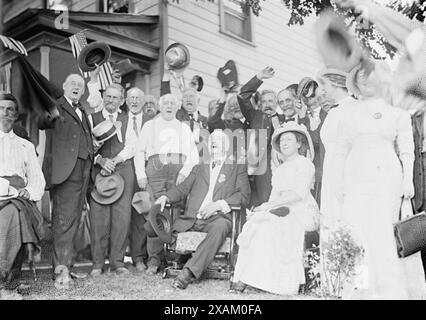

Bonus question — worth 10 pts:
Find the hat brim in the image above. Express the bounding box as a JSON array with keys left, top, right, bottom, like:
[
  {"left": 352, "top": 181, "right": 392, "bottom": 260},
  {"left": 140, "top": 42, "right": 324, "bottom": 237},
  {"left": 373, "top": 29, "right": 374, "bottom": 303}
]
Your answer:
[
  {"left": 132, "top": 191, "right": 153, "bottom": 214},
  {"left": 90, "top": 173, "right": 125, "bottom": 205},
  {"left": 346, "top": 64, "right": 363, "bottom": 98},
  {"left": 0, "top": 186, "right": 18, "bottom": 201},
  {"left": 165, "top": 43, "right": 190, "bottom": 70},
  {"left": 94, "top": 121, "right": 122, "bottom": 143},
  {"left": 271, "top": 125, "right": 315, "bottom": 161},
  {"left": 147, "top": 204, "right": 173, "bottom": 244},
  {"left": 78, "top": 42, "right": 111, "bottom": 72}
]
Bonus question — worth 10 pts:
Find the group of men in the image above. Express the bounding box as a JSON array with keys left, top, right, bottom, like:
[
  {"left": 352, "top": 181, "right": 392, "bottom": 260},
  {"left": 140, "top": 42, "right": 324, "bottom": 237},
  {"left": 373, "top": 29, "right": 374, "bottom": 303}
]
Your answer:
[
  {"left": 0, "top": 61, "right": 335, "bottom": 295},
  {"left": 3, "top": 49, "right": 425, "bottom": 296}
]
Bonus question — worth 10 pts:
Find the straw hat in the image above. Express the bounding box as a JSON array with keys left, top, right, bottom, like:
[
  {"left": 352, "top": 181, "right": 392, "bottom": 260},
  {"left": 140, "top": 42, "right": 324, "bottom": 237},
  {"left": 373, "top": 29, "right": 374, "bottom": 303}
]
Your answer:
[
  {"left": 271, "top": 122, "right": 314, "bottom": 161},
  {"left": 92, "top": 120, "right": 122, "bottom": 143}
]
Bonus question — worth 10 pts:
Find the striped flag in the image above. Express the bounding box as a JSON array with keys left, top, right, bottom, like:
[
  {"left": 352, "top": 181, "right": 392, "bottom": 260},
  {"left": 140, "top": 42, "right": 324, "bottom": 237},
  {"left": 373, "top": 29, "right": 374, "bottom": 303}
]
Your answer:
[
  {"left": 69, "top": 30, "right": 114, "bottom": 91},
  {"left": 0, "top": 35, "right": 28, "bottom": 56}
]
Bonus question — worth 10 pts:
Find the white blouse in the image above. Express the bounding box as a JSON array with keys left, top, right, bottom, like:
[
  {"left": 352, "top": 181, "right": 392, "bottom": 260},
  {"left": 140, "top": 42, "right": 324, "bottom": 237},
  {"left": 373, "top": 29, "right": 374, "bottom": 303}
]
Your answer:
[{"left": 0, "top": 130, "right": 46, "bottom": 201}]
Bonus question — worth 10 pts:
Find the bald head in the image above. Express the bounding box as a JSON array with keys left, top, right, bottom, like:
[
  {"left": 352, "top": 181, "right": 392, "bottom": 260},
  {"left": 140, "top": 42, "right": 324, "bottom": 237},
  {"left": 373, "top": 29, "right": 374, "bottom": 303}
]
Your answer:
[{"left": 63, "top": 73, "right": 85, "bottom": 103}]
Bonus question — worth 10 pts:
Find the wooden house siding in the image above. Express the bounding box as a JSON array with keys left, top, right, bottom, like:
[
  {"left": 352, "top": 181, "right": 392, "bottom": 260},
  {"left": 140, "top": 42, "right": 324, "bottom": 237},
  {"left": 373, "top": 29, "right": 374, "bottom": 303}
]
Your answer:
[{"left": 138, "top": 0, "right": 323, "bottom": 115}]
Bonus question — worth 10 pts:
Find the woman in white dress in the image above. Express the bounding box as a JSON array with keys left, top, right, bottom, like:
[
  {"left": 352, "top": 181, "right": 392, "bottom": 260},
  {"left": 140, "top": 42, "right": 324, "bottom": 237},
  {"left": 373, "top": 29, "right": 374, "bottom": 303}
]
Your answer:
[
  {"left": 337, "top": 63, "right": 426, "bottom": 299},
  {"left": 317, "top": 68, "right": 357, "bottom": 231},
  {"left": 230, "top": 122, "right": 319, "bottom": 295}
]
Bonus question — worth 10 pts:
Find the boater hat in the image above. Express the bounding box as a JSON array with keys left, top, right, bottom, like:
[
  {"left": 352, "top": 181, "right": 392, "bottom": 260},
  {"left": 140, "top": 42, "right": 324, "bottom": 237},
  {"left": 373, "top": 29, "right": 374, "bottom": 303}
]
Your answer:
[
  {"left": 0, "top": 177, "right": 18, "bottom": 201},
  {"left": 90, "top": 173, "right": 125, "bottom": 205},
  {"left": 165, "top": 43, "right": 190, "bottom": 71},
  {"left": 271, "top": 122, "right": 314, "bottom": 161},
  {"left": 147, "top": 204, "right": 173, "bottom": 244},
  {"left": 92, "top": 120, "right": 122, "bottom": 143},
  {"left": 78, "top": 41, "right": 111, "bottom": 72}
]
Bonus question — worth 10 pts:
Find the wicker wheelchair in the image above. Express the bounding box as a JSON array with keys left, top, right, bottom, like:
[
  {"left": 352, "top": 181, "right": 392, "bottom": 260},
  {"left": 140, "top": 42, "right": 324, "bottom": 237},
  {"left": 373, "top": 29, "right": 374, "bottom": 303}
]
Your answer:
[{"left": 162, "top": 203, "right": 243, "bottom": 280}]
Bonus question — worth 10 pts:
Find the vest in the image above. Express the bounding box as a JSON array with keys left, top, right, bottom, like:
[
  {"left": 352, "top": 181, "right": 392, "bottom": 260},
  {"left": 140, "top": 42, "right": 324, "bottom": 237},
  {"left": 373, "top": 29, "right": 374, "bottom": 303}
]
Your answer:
[{"left": 92, "top": 111, "right": 129, "bottom": 159}]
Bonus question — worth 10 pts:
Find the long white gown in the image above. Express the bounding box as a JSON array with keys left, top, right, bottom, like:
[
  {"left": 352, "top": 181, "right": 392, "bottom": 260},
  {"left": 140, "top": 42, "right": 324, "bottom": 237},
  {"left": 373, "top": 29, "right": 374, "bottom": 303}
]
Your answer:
[
  {"left": 232, "top": 155, "right": 319, "bottom": 295},
  {"left": 338, "top": 97, "right": 426, "bottom": 300},
  {"left": 320, "top": 96, "right": 357, "bottom": 231}
]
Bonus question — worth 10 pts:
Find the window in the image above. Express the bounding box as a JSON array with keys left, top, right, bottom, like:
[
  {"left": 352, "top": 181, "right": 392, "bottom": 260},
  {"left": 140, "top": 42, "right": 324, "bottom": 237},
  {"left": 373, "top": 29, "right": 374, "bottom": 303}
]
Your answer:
[
  {"left": 99, "top": 0, "right": 133, "bottom": 13},
  {"left": 219, "top": 0, "right": 254, "bottom": 44}
]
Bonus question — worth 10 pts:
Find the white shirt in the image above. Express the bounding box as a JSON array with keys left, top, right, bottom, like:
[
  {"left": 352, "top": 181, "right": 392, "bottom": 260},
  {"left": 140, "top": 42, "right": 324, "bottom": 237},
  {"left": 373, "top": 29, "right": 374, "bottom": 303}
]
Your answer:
[
  {"left": 134, "top": 116, "right": 199, "bottom": 180},
  {"left": 127, "top": 111, "right": 143, "bottom": 139},
  {"left": 90, "top": 108, "right": 136, "bottom": 163},
  {"left": 0, "top": 130, "right": 46, "bottom": 201},
  {"left": 64, "top": 95, "right": 82, "bottom": 121},
  {"left": 197, "top": 158, "right": 231, "bottom": 218},
  {"left": 87, "top": 80, "right": 104, "bottom": 113},
  {"left": 309, "top": 107, "right": 322, "bottom": 131}
]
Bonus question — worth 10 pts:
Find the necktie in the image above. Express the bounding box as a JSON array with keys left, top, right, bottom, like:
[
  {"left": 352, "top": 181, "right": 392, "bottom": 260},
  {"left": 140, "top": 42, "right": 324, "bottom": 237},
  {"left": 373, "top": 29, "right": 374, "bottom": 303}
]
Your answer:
[
  {"left": 132, "top": 116, "right": 139, "bottom": 138},
  {"left": 189, "top": 113, "right": 194, "bottom": 131},
  {"left": 284, "top": 117, "right": 295, "bottom": 123},
  {"left": 108, "top": 114, "right": 114, "bottom": 122}
]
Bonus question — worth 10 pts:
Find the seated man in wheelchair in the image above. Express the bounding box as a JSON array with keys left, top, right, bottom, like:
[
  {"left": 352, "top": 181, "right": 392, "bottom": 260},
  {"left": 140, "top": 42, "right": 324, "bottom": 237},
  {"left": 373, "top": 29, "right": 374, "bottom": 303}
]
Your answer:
[{"left": 155, "top": 130, "right": 250, "bottom": 289}]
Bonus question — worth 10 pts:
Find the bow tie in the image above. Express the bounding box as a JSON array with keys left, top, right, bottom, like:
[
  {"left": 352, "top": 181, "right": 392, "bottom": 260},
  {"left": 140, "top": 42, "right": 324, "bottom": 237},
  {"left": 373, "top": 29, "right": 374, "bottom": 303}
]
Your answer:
[{"left": 72, "top": 102, "right": 83, "bottom": 111}]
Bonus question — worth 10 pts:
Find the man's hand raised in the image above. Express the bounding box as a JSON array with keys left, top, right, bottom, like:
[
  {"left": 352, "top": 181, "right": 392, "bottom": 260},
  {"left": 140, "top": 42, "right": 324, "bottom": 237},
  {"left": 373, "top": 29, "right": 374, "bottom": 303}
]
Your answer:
[{"left": 256, "top": 67, "right": 275, "bottom": 81}]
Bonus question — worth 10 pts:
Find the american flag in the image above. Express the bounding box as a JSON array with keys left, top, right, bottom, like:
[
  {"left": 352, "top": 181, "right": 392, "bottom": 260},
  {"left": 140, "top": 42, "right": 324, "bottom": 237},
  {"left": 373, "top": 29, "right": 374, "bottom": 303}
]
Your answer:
[
  {"left": 69, "top": 30, "right": 114, "bottom": 91},
  {"left": 0, "top": 35, "right": 28, "bottom": 56}
]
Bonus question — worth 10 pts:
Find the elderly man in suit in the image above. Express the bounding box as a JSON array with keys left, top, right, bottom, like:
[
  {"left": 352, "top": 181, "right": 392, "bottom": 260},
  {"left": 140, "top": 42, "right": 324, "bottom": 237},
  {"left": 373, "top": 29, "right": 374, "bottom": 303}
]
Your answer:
[
  {"left": 156, "top": 130, "right": 250, "bottom": 289},
  {"left": 208, "top": 89, "right": 249, "bottom": 166},
  {"left": 239, "top": 67, "right": 295, "bottom": 207},
  {"left": 297, "top": 77, "right": 329, "bottom": 205},
  {"left": 89, "top": 83, "right": 138, "bottom": 276},
  {"left": 41, "top": 73, "right": 94, "bottom": 289},
  {"left": 0, "top": 93, "right": 46, "bottom": 298},
  {"left": 126, "top": 88, "right": 158, "bottom": 272}
]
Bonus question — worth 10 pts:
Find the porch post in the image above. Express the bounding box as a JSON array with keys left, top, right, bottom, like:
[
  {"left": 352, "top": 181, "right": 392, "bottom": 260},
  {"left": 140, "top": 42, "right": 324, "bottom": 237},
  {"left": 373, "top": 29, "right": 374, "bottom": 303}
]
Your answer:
[
  {"left": 38, "top": 45, "right": 50, "bottom": 217},
  {"left": 37, "top": 45, "right": 50, "bottom": 165}
]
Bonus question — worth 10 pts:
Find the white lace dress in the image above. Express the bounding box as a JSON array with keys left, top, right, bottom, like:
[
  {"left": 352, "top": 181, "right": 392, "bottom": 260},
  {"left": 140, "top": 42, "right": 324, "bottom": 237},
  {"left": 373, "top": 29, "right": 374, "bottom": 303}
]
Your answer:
[
  {"left": 338, "top": 98, "right": 426, "bottom": 299},
  {"left": 232, "top": 155, "right": 319, "bottom": 295}
]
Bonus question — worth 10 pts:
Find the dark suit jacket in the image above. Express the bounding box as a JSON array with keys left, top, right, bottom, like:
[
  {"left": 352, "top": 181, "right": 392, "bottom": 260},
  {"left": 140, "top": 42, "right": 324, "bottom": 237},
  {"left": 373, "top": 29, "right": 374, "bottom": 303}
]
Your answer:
[
  {"left": 412, "top": 111, "right": 424, "bottom": 212},
  {"left": 303, "top": 109, "right": 328, "bottom": 183},
  {"left": 176, "top": 108, "right": 208, "bottom": 130},
  {"left": 207, "top": 101, "right": 250, "bottom": 133},
  {"left": 166, "top": 163, "right": 250, "bottom": 233},
  {"left": 42, "top": 96, "right": 94, "bottom": 189}
]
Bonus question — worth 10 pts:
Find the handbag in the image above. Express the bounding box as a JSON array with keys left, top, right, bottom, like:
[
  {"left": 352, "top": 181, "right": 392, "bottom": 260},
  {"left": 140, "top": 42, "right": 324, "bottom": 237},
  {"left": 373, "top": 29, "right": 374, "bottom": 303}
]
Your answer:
[{"left": 393, "top": 198, "right": 426, "bottom": 258}]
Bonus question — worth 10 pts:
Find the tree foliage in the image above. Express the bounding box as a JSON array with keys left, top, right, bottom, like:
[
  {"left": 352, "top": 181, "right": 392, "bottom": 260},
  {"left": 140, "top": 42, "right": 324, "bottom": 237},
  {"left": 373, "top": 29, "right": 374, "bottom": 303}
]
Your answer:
[
  {"left": 169, "top": 0, "right": 424, "bottom": 58},
  {"left": 244, "top": 0, "right": 425, "bottom": 58}
]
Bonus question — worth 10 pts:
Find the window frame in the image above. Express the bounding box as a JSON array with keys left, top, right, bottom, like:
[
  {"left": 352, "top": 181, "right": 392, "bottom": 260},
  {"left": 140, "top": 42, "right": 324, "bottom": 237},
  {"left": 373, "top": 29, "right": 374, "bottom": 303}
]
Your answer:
[{"left": 219, "top": 0, "right": 256, "bottom": 47}]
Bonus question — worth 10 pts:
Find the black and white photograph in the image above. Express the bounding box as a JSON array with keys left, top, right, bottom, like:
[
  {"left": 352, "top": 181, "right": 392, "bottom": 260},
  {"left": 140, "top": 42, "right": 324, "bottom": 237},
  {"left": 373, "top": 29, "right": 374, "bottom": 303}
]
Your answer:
[{"left": 0, "top": 0, "right": 426, "bottom": 304}]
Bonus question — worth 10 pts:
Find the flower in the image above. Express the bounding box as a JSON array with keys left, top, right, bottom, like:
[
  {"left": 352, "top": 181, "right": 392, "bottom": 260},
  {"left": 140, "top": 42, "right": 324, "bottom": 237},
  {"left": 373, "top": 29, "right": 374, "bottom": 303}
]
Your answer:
[{"left": 218, "top": 174, "right": 226, "bottom": 184}]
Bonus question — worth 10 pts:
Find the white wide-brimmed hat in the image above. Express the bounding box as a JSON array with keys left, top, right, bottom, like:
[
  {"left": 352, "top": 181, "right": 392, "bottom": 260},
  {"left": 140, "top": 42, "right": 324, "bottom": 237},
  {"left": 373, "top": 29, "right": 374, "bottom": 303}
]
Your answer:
[
  {"left": 271, "top": 122, "right": 314, "bottom": 161},
  {"left": 0, "top": 177, "right": 18, "bottom": 201},
  {"left": 92, "top": 120, "right": 122, "bottom": 143}
]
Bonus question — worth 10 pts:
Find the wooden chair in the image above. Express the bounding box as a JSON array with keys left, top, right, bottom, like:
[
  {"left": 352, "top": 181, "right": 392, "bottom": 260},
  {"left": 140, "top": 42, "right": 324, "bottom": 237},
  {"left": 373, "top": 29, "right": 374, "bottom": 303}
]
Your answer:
[{"left": 162, "top": 204, "right": 243, "bottom": 280}]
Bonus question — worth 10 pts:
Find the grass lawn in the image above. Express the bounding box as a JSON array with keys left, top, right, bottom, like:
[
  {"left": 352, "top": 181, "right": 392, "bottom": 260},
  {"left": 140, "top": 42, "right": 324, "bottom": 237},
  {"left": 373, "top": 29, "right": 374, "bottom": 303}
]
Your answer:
[{"left": 9, "top": 263, "right": 320, "bottom": 300}]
